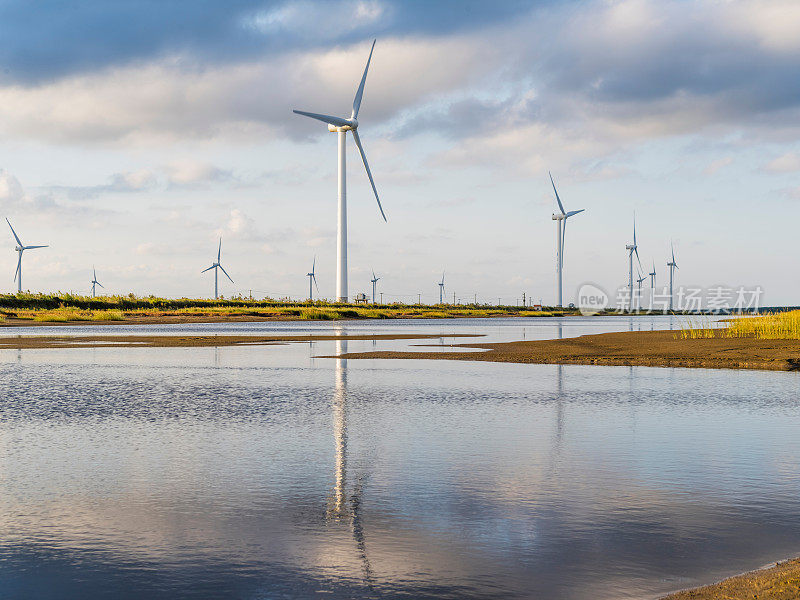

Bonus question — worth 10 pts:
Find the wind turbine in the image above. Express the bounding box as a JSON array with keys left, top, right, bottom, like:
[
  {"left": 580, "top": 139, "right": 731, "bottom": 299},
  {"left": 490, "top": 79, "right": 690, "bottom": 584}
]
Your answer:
[
  {"left": 307, "top": 256, "right": 320, "bottom": 301},
  {"left": 636, "top": 271, "right": 647, "bottom": 312},
  {"left": 370, "top": 269, "right": 380, "bottom": 304},
  {"left": 625, "top": 216, "right": 642, "bottom": 312},
  {"left": 201, "top": 238, "right": 233, "bottom": 300},
  {"left": 91, "top": 266, "right": 104, "bottom": 298},
  {"left": 549, "top": 173, "right": 585, "bottom": 307},
  {"left": 6, "top": 218, "right": 48, "bottom": 293},
  {"left": 438, "top": 272, "right": 445, "bottom": 304},
  {"left": 648, "top": 261, "right": 656, "bottom": 310},
  {"left": 667, "top": 241, "right": 678, "bottom": 312},
  {"left": 293, "top": 39, "right": 386, "bottom": 303}
]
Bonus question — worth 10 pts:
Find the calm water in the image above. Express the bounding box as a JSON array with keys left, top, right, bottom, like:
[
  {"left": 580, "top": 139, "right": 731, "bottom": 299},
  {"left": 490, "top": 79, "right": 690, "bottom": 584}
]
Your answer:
[{"left": 1, "top": 316, "right": 798, "bottom": 599}]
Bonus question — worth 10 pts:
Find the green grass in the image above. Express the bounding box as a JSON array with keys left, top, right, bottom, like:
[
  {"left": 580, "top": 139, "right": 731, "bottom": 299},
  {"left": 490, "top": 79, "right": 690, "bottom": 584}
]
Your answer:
[{"left": 0, "top": 293, "right": 581, "bottom": 322}]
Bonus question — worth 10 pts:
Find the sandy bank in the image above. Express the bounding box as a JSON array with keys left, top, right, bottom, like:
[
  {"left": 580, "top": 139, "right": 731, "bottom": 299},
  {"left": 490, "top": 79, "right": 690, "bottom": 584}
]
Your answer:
[
  {"left": 332, "top": 329, "right": 800, "bottom": 372},
  {"left": 0, "top": 333, "right": 478, "bottom": 349},
  {"left": 661, "top": 557, "right": 800, "bottom": 599}
]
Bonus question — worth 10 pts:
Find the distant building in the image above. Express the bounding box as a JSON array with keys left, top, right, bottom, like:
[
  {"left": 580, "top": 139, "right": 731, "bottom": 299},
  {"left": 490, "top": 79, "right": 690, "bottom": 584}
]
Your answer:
[{"left": 353, "top": 292, "right": 369, "bottom": 304}]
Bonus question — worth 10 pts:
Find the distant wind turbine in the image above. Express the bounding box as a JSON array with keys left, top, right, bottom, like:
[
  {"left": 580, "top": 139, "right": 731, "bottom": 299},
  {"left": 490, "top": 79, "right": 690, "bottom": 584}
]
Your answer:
[
  {"left": 293, "top": 39, "right": 386, "bottom": 303},
  {"left": 549, "top": 173, "right": 585, "bottom": 307},
  {"left": 667, "top": 241, "right": 678, "bottom": 312},
  {"left": 438, "top": 272, "right": 445, "bottom": 304},
  {"left": 648, "top": 261, "right": 656, "bottom": 310},
  {"left": 201, "top": 238, "right": 233, "bottom": 300},
  {"left": 370, "top": 269, "right": 380, "bottom": 304},
  {"left": 308, "top": 256, "right": 320, "bottom": 301},
  {"left": 6, "top": 218, "right": 48, "bottom": 293},
  {"left": 91, "top": 266, "right": 104, "bottom": 298},
  {"left": 625, "top": 216, "right": 642, "bottom": 312},
  {"left": 636, "top": 271, "right": 647, "bottom": 312}
]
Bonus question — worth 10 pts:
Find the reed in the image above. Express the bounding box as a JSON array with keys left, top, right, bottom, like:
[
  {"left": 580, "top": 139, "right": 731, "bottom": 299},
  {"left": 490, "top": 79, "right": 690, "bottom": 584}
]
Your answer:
[{"left": 726, "top": 310, "right": 800, "bottom": 340}]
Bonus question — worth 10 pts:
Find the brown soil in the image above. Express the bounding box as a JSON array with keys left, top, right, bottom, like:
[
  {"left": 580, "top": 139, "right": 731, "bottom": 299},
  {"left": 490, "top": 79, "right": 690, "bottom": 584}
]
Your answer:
[
  {"left": 661, "top": 558, "right": 800, "bottom": 599},
  {"left": 0, "top": 333, "right": 477, "bottom": 349},
  {"left": 332, "top": 329, "right": 800, "bottom": 372}
]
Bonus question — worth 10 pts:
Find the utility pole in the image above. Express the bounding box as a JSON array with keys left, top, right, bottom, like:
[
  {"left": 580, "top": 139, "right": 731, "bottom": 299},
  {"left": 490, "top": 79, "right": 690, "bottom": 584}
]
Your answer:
[
  {"left": 418, "top": 293, "right": 421, "bottom": 305},
  {"left": 453, "top": 291, "right": 456, "bottom": 304},
  {"left": 522, "top": 292, "right": 526, "bottom": 306},
  {"left": 474, "top": 293, "right": 477, "bottom": 304},
  {"left": 380, "top": 292, "right": 383, "bottom": 304}
]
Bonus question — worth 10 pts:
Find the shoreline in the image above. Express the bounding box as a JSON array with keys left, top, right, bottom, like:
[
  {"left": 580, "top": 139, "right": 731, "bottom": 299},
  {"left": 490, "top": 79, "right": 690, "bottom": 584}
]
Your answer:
[
  {"left": 660, "top": 556, "right": 800, "bottom": 599},
  {"left": 0, "top": 332, "right": 479, "bottom": 349},
  {"left": 332, "top": 329, "right": 800, "bottom": 372}
]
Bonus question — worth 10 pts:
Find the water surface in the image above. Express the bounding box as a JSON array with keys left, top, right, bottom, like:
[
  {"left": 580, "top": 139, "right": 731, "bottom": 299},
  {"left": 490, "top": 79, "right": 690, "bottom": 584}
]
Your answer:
[{"left": 1, "top": 316, "right": 798, "bottom": 599}]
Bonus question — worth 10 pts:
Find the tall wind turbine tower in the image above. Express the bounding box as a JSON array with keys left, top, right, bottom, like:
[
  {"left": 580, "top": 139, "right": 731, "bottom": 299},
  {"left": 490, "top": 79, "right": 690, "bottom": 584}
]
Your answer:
[
  {"left": 625, "top": 216, "right": 642, "bottom": 312},
  {"left": 636, "top": 271, "right": 647, "bottom": 312},
  {"left": 293, "top": 39, "right": 386, "bottom": 303},
  {"left": 370, "top": 270, "right": 380, "bottom": 304},
  {"left": 307, "top": 256, "right": 320, "bottom": 301},
  {"left": 549, "top": 173, "right": 585, "bottom": 307},
  {"left": 648, "top": 261, "right": 656, "bottom": 310},
  {"left": 6, "top": 218, "right": 48, "bottom": 293},
  {"left": 438, "top": 272, "right": 445, "bottom": 304},
  {"left": 91, "top": 266, "right": 104, "bottom": 298},
  {"left": 201, "top": 238, "right": 233, "bottom": 300},
  {"left": 667, "top": 241, "right": 678, "bottom": 312}
]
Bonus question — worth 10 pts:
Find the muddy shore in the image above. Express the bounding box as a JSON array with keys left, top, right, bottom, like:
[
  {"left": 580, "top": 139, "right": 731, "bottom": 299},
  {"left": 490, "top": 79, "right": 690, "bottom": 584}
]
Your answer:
[
  {"left": 333, "top": 329, "right": 800, "bottom": 372},
  {"left": 0, "top": 332, "right": 478, "bottom": 349}
]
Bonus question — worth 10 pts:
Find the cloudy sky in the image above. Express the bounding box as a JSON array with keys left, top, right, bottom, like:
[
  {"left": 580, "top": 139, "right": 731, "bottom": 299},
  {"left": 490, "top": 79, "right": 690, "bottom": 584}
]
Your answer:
[{"left": 0, "top": 0, "right": 798, "bottom": 305}]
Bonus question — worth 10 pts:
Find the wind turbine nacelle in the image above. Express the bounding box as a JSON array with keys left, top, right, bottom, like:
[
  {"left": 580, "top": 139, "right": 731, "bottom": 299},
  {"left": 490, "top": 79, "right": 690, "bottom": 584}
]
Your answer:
[
  {"left": 328, "top": 119, "right": 357, "bottom": 133},
  {"left": 552, "top": 213, "right": 565, "bottom": 220}
]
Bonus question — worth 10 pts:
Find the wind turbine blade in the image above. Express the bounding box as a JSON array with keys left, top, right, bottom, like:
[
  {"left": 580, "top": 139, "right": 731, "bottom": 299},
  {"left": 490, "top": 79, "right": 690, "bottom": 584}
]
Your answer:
[
  {"left": 635, "top": 247, "right": 642, "bottom": 271},
  {"left": 6, "top": 218, "right": 23, "bottom": 246},
  {"left": 352, "top": 129, "right": 386, "bottom": 221},
  {"left": 201, "top": 265, "right": 215, "bottom": 273},
  {"left": 313, "top": 274, "right": 320, "bottom": 296},
  {"left": 548, "top": 172, "right": 566, "bottom": 215},
  {"left": 97, "top": 282, "right": 104, "bottom": 288},
  {"left": 13, "top": 253, "right": 21, "bottom": 281},
  {"left": 565, "top": 209, "right": 584, "bottom": 218},
  {"left": 219, "top": 264, "right": 234, "bottom": 284},
  {"left": 352, "top": 39, "right": 376, "bottom": 119},
  {"left": 218, "top": 238, "right": 221, "bottom": 262},
  {"left": 561, "top": 218, "right": 567, "bottom": 268},
  {"left": 24, "top": 245, "right": 47, "bottom": 250},
  {"left": 292, "top": 110, "right": 351, "bottom": 128},
  {"left": 312, "top": 255, "right": 316, "bottom": 275}
]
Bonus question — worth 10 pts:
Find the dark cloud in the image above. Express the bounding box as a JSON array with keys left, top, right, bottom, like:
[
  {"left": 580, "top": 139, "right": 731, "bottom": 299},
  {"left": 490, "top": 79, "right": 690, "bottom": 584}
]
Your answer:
[{"left": 0, "top": 0, "right": 546, "bottom": 84}]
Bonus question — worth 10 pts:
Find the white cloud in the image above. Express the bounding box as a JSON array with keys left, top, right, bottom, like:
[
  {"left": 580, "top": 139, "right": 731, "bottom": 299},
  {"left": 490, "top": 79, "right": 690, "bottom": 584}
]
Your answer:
[{"left": 764, "top": 152, "right": 800, "bottom": 173}]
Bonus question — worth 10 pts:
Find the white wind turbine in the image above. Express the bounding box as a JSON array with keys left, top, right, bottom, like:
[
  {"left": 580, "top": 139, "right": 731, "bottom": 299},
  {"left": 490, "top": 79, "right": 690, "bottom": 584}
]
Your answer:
[
  {"left": 6, "top": 218, "right": 48, "bottom": 293},
  {"left": 549, "top": 173, "right": 585, "bottom": 307},
  {"left": 293, "top": 39, "right": 386, "bottom": 303},
  {"left": 91, "top": 266, "right": 104, "bottom": 298},
  {"left": 370, "top": 269, "right": 380, "bottom": 304},
  {"left": 667, "top": 241, "right": 678, "bottom": 312},
  {"left": 438, "top": 272, "right": 445, "bottom": 304},
  {"left": 648, "top": 261, "right": 656, "bottom": 310},
  {"left": 636, "top": 271, "right": 647, "bottom": 312},
  {"left": 201, "top": 238, "right": 233, "bottom": 300},
  {"left": 307, "top": 256, "right": 320, "bottom": 301},
  {"left": 625, "top": 216, "right": 642, "bottom": 312}
]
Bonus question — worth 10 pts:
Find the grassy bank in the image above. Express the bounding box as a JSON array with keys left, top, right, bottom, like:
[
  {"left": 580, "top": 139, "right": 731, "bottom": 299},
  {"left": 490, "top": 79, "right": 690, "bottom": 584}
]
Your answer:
[
  {"left": 0, "top": 293, "right": 575, "bottom": 323},
  {"left": 680, "top": 310, "right": 800, "bottom": 340}
]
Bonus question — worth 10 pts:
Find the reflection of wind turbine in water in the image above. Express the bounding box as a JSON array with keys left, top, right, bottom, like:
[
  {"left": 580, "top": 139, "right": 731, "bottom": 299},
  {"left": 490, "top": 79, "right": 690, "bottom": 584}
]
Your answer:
[{"left": 328, "top": 336, "right": 374, "bottom": 584}]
